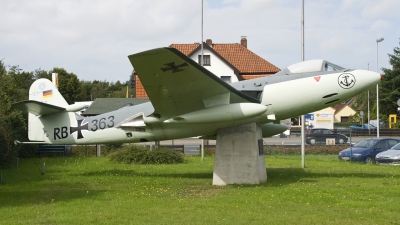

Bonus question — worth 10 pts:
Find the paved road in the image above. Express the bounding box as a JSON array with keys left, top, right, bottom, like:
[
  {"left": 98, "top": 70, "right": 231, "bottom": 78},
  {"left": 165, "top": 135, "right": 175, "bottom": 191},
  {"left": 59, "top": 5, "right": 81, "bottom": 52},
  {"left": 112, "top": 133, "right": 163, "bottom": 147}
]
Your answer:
[{"left": 141, "top": 135, "right": 394, "bottom": 156}]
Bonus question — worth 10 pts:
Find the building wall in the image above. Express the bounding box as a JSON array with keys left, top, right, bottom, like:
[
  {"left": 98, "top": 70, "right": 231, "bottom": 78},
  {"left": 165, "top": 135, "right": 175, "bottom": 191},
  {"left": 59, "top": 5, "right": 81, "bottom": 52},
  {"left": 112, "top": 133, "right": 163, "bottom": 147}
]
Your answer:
[
  {"left": 334, "top": 106, "right": 356, "bottom": 122},
  {"left": 190, "top": 49, "right": 238, "bottom": 83},
  {"left": 135, "top": 77, "right": 147, "bottom": 98}
]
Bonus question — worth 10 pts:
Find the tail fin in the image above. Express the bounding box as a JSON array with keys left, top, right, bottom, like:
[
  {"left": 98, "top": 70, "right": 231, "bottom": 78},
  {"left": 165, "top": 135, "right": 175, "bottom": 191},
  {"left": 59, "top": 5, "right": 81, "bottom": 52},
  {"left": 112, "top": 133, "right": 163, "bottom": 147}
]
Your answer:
[
  {"left": 28, "top": 79, "right": 68, "bottom": 141},
  {"left": 13, "top": 79, "right": 86, "bottom": 142},
  {"left": 29, "top": 78, "right": 68, "bottom": 107}
]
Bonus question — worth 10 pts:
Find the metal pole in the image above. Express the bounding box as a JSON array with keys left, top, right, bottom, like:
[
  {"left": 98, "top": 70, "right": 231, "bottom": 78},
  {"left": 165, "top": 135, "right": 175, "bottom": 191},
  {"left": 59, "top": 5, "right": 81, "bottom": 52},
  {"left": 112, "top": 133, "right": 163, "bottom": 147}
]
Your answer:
[
  {"left": 200, "top": 0, "right": 205, "bottom": 161},
  {"left": 377, "top": 40, "right": 379, "bottom": 137},
  {"left": 350, "top": 129, "right": 352, "bottom": 162},
  {"left": 368, "top": 90, "right": 370, "bottom": 134},
  {"left": 377, "top": 83, "right": 379, "bottom": 138},
  {"left": 368, "top": 62, "right": 370, "bottom": 133},
  {"left": 301, "top": 0, "right": 305, "bottom": 168},
  {"left": 201, "top": 139, "right": 204, "bottom": 161},
  {"left": 201, "top": 0, "right": 204, "bottom": 67},
  {"left": 367, "top": 63, "right": 371, "bottom": 134},
  {"left": 41, "top": 162, "right": 46, "bottom": 175},
  {"left": 376, "top": 37, "right": 384, "bottom": 137}
]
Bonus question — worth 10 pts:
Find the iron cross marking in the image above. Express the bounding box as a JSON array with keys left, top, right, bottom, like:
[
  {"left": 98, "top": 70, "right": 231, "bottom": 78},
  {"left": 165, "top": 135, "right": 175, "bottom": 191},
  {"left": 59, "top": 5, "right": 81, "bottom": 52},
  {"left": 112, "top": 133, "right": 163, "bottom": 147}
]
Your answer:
[
  {"left": 338, "top": 73, "right": 356, "bottom": 89},
  {"left": 160, "top": 62, "right": 189, "bottom": 73},
  {"left": 70, "top": 119, "right": 89, "bottom": 139}
]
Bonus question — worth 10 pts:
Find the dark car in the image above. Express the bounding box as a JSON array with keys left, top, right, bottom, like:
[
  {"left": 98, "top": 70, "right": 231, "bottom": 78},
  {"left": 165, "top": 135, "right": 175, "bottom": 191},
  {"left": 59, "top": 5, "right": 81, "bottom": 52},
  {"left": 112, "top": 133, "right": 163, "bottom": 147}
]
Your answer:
[
  {"left": 338, "top": 138, "right": 400, "bottom": 164},
  {"left": 305, "top": 128, "right": 348, "bottom": 145}
]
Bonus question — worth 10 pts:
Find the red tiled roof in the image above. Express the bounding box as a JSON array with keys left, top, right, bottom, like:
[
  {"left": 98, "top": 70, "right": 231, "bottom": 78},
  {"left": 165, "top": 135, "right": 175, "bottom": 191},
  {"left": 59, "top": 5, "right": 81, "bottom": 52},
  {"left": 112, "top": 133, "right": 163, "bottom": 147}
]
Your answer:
[
  {"left": 333, "top": 104, "right": 347, "bottom": 114},
  {"left": 169, "top": 44, "right": 198, "bottom": 55},
  {"left": 169, "top": 43, "right": 280, "bottom": 74}
]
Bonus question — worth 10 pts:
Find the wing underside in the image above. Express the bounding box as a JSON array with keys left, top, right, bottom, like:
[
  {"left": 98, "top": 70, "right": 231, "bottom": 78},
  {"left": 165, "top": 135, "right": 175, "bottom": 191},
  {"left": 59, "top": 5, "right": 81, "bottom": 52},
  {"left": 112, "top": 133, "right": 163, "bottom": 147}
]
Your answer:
[{"left": 128, "top": 48, "right": 259, "bottom": 120}]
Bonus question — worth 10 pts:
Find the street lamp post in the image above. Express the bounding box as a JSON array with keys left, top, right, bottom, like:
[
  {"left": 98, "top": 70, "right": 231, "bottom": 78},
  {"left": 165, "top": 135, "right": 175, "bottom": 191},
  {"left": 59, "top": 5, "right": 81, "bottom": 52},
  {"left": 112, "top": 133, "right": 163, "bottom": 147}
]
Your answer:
[
  {"left": 376, "top": 37, "right": 384, "bottom": 138},
  {"left": 301, "top": 0, "right": 305, "bottom": 169}
]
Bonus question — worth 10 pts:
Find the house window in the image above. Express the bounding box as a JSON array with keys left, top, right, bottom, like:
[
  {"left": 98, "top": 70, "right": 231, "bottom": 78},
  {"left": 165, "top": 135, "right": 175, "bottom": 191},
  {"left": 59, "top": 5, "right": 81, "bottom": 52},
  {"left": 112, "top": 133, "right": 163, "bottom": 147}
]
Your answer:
[
  {"left": 221, "top": 76, "right": 231, "bottom": 83},
  {"left": 198, "top": 55, "right": 211, "bottom": 66}
]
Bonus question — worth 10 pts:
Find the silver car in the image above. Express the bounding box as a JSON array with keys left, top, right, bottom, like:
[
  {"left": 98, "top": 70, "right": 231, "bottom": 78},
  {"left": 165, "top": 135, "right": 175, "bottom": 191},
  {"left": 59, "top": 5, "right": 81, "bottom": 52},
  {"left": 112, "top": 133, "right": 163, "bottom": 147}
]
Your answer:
[{"left": 375, "top": 142, "right": 400, "bottom": 165}]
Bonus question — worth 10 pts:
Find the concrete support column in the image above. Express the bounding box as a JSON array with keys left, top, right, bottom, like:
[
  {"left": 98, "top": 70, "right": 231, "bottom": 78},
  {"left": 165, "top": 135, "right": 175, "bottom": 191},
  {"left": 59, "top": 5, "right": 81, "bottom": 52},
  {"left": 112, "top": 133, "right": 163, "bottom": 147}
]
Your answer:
[
  {"left": 96, "top": 144, "right": 101, "bottom": 157},
  {"left": 212, "top": 122, "right": 266, "bottom": 185}
]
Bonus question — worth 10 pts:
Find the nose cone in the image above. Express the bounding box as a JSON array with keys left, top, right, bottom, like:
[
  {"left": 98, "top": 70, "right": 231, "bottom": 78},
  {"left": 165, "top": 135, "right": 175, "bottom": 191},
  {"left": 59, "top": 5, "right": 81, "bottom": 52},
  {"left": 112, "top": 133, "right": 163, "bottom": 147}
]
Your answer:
[
  {"left": 352, "top": 69, "right": 381, "bottom": 87},
  {"left": 339, "top": 69, "right": 381, "bottom": 91},
  {"left": 336, "top": 70, "right": 381, "bottom": 100}
]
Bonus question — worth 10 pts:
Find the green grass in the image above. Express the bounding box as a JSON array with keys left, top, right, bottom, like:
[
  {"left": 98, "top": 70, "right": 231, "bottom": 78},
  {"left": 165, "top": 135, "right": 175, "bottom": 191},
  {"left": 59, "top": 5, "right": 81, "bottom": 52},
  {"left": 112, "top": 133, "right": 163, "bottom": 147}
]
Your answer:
[{"left": 1, "top": 155, "right": 399, "bottom": 224}]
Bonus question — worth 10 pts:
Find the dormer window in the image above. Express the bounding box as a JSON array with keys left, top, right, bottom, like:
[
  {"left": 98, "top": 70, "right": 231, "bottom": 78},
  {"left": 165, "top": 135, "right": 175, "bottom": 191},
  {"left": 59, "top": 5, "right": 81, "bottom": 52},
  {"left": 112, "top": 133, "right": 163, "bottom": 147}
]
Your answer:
[{"left": 198, "top": 55, "right": 211, "bottom": 66}]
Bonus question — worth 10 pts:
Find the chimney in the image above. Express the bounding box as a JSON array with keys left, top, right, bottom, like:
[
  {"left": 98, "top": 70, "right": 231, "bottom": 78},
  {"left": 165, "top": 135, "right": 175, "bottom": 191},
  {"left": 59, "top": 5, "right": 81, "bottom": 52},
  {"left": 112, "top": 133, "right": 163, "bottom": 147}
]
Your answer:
[
  {"left": 206, "top": 39, "right": 212, "bottom": 47},
  {"left": 240, "top": 36, "right": 247, "bottom": 48}
]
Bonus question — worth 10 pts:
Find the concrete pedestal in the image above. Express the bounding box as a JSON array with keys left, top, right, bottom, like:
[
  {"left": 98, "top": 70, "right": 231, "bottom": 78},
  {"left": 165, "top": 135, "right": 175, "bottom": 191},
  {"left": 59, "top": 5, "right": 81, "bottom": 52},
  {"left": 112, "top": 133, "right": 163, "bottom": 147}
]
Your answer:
[{"left": 212, "top": 123, "right": 267, "bottom": 185}]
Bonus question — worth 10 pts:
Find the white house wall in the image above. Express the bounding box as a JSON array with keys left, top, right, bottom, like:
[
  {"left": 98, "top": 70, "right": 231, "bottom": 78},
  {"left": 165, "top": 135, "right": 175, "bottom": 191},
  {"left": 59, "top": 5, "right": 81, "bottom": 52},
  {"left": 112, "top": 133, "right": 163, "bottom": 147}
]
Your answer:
[
  {"left": 334, "top": 106, "right": 356, "bottom": 122},
  {"left": 190, "top": 49, "right": 239, "bottom": 83}
]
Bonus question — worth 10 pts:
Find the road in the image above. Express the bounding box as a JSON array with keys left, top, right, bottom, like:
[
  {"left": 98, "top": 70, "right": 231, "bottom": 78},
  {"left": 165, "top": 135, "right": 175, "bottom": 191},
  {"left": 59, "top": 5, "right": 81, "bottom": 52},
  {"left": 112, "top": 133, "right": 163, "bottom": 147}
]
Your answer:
[{"left": 141, "top": 135, "right": 390, "bottom": 156}]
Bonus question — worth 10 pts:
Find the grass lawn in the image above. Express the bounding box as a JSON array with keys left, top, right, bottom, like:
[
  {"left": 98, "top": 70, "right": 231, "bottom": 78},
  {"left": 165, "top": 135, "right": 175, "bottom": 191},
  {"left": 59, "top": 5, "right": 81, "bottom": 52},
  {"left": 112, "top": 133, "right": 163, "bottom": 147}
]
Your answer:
[{"left": 0, "top": 155, "right": 399, "bottom": 224}]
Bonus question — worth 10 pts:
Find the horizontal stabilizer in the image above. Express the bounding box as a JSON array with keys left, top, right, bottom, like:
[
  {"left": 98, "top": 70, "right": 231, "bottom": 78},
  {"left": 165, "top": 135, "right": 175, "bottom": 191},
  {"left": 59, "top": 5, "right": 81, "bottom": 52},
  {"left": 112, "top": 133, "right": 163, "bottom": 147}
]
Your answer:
[
  {"left": 115, "top": 113, "right": 146, "bottom": 128},
  {"left": 12, "top": 100, "right": 66, "bottom": 116}
]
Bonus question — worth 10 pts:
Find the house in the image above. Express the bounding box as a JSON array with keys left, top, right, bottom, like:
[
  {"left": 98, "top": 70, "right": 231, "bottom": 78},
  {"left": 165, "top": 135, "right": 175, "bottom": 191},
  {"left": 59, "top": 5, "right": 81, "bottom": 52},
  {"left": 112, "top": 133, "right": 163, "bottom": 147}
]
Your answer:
[
  {"left": 333, "top": 104, "right": 357, "bottom": 122},
  {"left": 135, "top": 37, "right": 280, "bottom": 98}
]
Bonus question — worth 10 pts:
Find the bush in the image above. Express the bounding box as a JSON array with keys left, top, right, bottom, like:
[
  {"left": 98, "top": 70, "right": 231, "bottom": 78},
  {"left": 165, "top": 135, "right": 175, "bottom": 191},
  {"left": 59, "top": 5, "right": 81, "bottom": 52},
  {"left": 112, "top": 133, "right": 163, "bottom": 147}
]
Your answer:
[
  {"left": 265, "top": 145, "right": 345, "bottom": 155},
  {"left": 18, "top": 145, "right": 38, "bottom": 158},
  {"left": 102, "top": 143, "right": 124, "bottom": 156},
  {"left": 71, "top": 145, "right": 97, "bottom": 157},
  {"left": 109, "top": 145, "right": 185, "bottom": 164},
  {"left": 197, "top": 145, "right": 345, "bottom": 156},
  {"left": 204, "top": 147, "right": 215, "bottom": 156}
]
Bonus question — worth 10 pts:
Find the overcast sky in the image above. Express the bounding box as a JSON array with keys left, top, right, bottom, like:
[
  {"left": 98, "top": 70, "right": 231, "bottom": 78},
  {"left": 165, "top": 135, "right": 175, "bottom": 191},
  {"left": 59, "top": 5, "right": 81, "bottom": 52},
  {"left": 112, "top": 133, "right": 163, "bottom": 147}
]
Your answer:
[{"left": 1, "top": 0, "right": 399, "bottom": 82}]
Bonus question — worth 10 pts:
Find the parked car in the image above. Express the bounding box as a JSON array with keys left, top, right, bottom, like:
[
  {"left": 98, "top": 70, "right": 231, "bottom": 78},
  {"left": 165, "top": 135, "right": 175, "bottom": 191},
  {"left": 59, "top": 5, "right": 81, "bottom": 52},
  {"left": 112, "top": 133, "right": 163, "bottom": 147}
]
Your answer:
[
  {"left": 305, "top": 128, "right": 348, "bottom": 145},
  {"left": 375, "top": 142, "right": 400, "bottom": 165},
  {"left": 349, "top": 124, "right": 377, "bottom": 130},
  {"left": 338, "top": 138, "right": 400, "bottom": 164}
]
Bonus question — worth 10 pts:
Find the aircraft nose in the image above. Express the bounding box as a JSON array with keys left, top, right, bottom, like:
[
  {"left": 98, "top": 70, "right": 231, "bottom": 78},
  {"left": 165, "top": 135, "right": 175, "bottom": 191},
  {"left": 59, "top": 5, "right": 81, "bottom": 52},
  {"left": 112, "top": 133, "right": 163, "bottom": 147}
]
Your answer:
[{"left": 353, "top": 70, "right": 382, "bottom": 87}]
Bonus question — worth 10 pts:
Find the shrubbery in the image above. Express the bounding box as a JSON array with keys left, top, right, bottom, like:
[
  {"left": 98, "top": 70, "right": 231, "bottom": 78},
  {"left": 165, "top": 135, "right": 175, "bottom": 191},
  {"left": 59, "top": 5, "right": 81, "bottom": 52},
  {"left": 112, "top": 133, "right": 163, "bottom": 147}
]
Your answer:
[
  {"left": 203, "top": 145, "right": 346, "bottom": 156},
  {"left": 109, "top": 145, "right": 185, "bottom": 164},
  {"left": 267, "top": 145, "right": 345, "bottom": 155}
]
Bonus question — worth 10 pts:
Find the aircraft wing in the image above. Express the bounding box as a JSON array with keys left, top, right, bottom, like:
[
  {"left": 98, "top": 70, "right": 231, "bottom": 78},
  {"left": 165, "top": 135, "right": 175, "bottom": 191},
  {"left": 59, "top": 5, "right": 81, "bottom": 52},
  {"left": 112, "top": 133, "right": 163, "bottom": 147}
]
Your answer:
[
  {"left": 128, "top": 48, "right": 259, "bottom": 120},
  {"left": 12, "top": 100, "right": 66, "bottom": 116}
]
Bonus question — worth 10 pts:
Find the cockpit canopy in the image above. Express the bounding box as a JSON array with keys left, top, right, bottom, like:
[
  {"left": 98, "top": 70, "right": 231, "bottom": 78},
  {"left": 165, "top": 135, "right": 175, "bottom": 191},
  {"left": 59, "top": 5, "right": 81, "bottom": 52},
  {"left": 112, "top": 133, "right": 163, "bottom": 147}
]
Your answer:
[{"left": 287, "top": 59, "right": 345, "bottom": 73}]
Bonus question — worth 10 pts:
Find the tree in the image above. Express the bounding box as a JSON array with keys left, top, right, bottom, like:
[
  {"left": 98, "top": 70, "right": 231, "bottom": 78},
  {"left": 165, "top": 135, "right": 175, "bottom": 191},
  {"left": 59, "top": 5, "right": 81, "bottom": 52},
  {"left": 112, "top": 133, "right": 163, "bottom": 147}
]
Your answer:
[
  {"left": 129, "top": 70, "right": 136, "bottom": 89},
  {"left": 380, "top": 40, "right": 400, "bottom": 118},
  {"left": 33, "top": 68, "right": 50, "bottom": 80},
  {"left": 0, "top": 61, "right": 32, "bottom": 168},
  {"left": 50, "top": 68, "right": 82, "bottom": 104}
]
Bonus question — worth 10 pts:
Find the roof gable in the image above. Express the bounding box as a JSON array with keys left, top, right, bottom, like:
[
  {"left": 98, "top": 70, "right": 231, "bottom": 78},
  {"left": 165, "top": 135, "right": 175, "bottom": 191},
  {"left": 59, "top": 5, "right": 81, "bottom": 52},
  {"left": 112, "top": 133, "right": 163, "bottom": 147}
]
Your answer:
[
  {"left": 333, "top": 104, "right": 356, "bottom": 115},
  {"left": 169, "top": 41, "right": 280, "bottom": 75}
]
